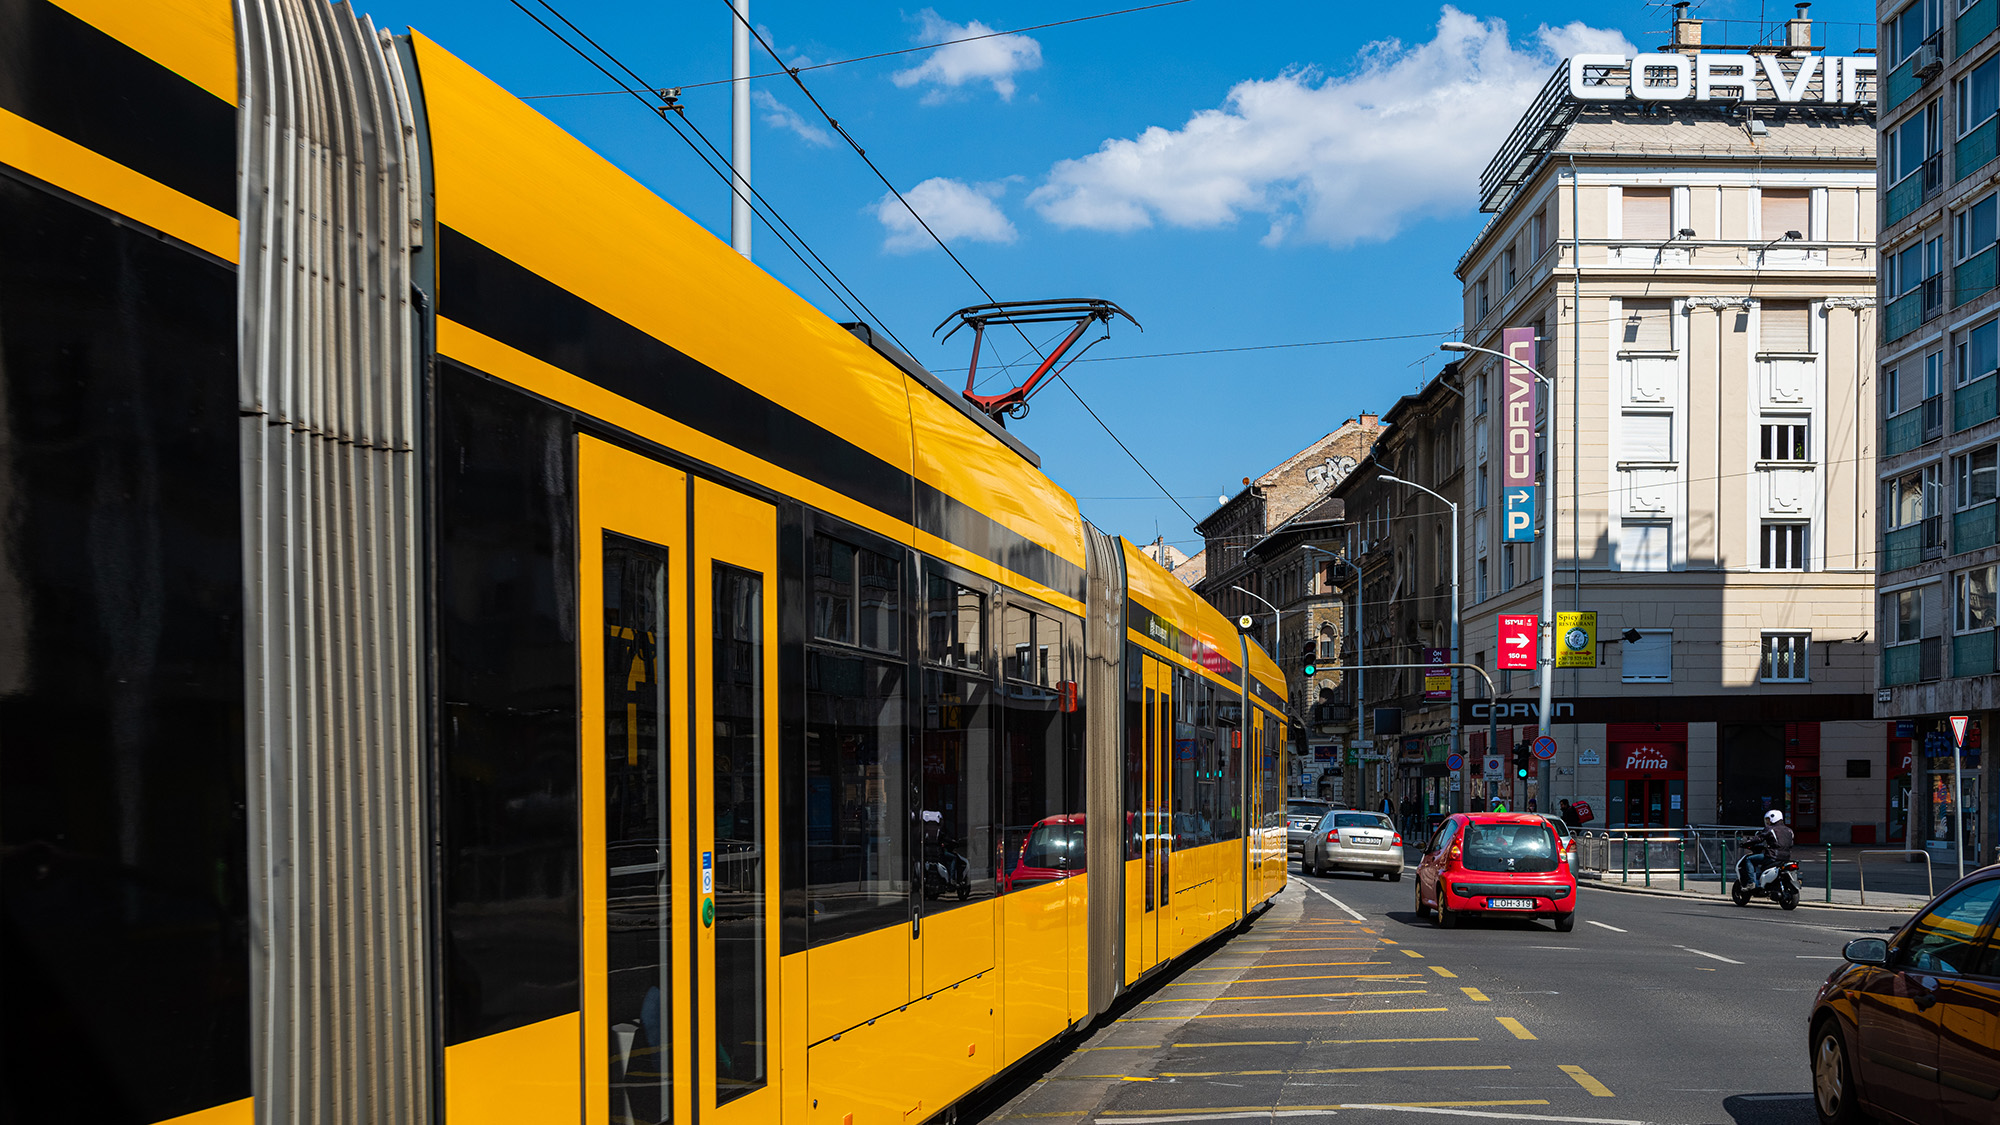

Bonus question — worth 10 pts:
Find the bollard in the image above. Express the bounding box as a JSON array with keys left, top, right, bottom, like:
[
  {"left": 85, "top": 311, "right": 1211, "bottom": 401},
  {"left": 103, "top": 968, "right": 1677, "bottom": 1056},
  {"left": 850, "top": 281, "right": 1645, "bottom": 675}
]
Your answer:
[
  {"left": 1678, "top": 841, "right": 1686, "bottom": 891},
  {"left": 1643, "top": 837, "right": 1652, "bottom": 888},
  {"left": 1825, "top": 842, "right": 1833, "bottom": 904},
  {"left": 1720, "top": 839, "right": 1729, "bottom": 895},
  {"left": 1621, "top": 835, "right": 1629, "bottom": 884}
]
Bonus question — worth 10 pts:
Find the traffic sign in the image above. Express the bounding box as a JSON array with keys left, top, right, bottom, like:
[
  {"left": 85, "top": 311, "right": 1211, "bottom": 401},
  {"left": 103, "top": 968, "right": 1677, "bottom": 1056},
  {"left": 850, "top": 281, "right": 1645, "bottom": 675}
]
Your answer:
[
  {"left": 1531, "top": 735, "right": 1558, "bottom": 760},
  {"left": 1446, "top": 752, "right": 1465, "bottom": 772},
  {"left": 1952, "top": 714, "right": 1971, "bottom": 748},
  {"left": 1484, "top": 755, "right": 1504, "bottom": 777},
  {"left": 1503, "top": 485, "right": 1537, "bottom": 542},
  {"left": 1498, "top": 614, "right": 1537, "bottom": 669}
]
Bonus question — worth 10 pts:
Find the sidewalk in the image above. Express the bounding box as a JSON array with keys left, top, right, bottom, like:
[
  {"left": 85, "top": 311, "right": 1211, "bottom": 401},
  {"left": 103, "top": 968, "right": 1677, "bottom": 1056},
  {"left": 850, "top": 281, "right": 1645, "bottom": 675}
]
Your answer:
[{"left": 1579, "top": 870, "right": 1929, "bottom": 913}]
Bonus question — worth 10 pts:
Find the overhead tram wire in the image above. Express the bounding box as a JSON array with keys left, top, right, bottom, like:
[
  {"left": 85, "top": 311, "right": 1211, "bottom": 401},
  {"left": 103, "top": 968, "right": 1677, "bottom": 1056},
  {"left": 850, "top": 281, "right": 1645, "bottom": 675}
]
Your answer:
[
  {"left": 725, "top": 2, "right": 1202, "bottom": 527},
  {"left": 523, "top": 0, "right": 1196, "bottom": 100},
  {"left": 506, "top": 0, "right": 916, "bottom": 355}
]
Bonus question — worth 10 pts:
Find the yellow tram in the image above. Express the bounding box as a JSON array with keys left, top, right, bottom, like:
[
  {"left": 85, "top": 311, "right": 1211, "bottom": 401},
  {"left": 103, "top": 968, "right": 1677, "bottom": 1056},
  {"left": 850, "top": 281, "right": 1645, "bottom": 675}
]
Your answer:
[{"left": 0, "top": 2, "right": 1287, "bottom": 1122}]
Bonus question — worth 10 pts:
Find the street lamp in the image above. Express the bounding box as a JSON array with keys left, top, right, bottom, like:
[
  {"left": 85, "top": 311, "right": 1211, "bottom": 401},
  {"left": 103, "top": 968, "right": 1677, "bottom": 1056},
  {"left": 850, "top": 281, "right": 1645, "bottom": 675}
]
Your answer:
[
  {"left": 1443, "top": 337, "right": 1558, "bottom": 810},
  {"left": 1230, "top": 585, "right": 1280, "bottom": 670},
  {"left": 1379, "top": 473, "right": 1461, "bottom": 813}
]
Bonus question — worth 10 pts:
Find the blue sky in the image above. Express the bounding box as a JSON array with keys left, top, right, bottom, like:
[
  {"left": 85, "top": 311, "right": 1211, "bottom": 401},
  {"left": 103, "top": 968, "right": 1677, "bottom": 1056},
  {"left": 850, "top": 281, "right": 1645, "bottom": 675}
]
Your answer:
[{"left": 362, "top": 0, "right": 1877, "bottom": 557}]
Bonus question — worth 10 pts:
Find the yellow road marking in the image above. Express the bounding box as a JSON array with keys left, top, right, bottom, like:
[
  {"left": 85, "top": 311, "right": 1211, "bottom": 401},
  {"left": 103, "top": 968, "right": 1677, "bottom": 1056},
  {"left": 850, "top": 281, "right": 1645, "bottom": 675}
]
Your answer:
[
  {"left": 1121, "top": 1006, "right": 1449, "bottom": 1021},
  {"left": 1402, "top": 949, "right": 1425, "bottom": 959},
  {"left": 1141, "top": 989, "right": 1430, "bottom": 1003},
  {"left": 1149, "top": 1065, "right": 1511, "bottom": 1078},
  {"left": 1497, "top": 1016, "right": 1537, "bottom": 1040},
  {"left": 1077, "top": 1037, "right": 1480, "bottom": 1051},
  {"left": 1377, "top": 937, "right": 1397, "bottom": 943},
  {"left": 1429, "top": 966, "right": 1458, "bottom": 978},
  {"left": 1184, "top": 961, "right": 1393, "bottom": 970},
  {"left": 1461, "top": 987, "right": 1492, "bottom": 1002},
  {"left": 1166, "top": 972, "right": 1409, "bottom": 984},
  {"left": 1561, "top": 1064, "right": 1616, "bottom": 1096}
]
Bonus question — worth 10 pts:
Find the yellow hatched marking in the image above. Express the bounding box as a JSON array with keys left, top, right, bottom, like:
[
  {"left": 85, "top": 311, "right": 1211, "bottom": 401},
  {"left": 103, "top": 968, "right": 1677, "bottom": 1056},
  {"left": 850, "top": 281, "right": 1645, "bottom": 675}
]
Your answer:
[
  {"left": 1561, "top": 1064, "right": 1615, "bottom": 1096},
  {"left": 1142, "top": 989, "right": 1430, "bottom": 1004},
  {"left": 1121, "top": 1006, "right": 1449, "bottom": 1022},
  {"left": 1429, "top": 966, "right": 1458, "bottom": 978},
  {"left": 1497, "top": 1016, "right": 1537, "bottom": 1040},
  {"left": 1402, "top": 949, "right": 1425, "bottom": 959},
  {"left": 1461, "top": 986, "right": 1492, "bottom": 1002}
]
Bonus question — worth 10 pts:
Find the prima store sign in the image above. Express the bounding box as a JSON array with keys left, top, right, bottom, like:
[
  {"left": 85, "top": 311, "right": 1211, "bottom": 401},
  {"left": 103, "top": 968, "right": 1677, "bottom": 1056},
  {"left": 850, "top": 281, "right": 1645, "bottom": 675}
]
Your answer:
[{"left": 1567, "top": 53, "right": 1875, "bottom": 105}]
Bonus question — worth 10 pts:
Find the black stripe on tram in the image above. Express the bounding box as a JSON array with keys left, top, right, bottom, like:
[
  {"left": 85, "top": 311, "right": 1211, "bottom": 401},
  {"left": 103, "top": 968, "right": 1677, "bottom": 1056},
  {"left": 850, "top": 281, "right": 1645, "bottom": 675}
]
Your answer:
[
  {"left": 0, "top": 0, "right": 237, "bottom": 216},
  {"left": 438, "top": 225, "right": 1086, "bottom": 600}
]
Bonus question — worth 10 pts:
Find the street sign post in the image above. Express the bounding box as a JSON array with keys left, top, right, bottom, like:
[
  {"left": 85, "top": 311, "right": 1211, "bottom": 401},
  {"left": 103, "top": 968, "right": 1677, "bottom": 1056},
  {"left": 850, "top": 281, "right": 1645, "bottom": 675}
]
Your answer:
[
  {"left": 1952, "top": 714, "right": 1971, "bottom": 880},
  {"left": 1498, "top": 614, "right": 1537, "bottom": 670}
]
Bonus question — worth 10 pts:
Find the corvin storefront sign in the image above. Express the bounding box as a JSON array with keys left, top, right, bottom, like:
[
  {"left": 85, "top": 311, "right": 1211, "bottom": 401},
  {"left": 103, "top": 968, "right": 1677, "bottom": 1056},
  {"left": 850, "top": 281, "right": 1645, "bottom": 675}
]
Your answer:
[{"left": 1568, "top": 54, "right": 1875, "bottom": 104}]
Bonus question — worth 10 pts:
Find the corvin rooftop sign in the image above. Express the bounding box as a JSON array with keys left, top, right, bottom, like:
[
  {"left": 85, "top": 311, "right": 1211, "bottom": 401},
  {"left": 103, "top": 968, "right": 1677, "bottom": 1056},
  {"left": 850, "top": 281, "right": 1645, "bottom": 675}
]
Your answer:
[{"left": 1568, "top": 54, "right": 1876, "bottom": 105}]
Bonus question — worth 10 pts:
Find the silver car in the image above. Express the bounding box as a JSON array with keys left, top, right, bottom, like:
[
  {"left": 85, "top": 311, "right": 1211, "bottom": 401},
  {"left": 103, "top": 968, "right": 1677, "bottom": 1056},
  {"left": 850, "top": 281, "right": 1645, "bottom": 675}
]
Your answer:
[
  {"left": 1299, "top": 810, "right": 1404, "bottom": 879},
  {"left": 1286, "top": 799, "right": 1334, "bottom": 862}
]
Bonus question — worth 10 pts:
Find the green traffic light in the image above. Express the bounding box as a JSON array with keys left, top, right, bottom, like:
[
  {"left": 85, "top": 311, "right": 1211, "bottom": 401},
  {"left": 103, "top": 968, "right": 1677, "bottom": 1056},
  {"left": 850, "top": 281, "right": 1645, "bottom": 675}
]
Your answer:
[{"left": 1303, "top": 663, "right": 1317, "bottom": 677}]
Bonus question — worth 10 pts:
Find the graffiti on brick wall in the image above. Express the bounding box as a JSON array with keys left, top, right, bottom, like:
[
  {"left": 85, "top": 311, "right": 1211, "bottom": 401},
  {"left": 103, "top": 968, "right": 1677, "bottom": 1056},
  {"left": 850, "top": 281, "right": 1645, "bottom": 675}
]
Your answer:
[{"left": 1306, "top": 455, "right": 1358, "bottom": 493}]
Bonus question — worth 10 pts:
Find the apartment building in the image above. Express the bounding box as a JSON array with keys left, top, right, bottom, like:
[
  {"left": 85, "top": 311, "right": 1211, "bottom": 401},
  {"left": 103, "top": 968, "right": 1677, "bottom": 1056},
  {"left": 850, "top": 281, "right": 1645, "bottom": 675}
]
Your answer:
[
  {"left": 1877, "top": 0, "right": 2000, "bottom": 867},
  {"left": 1454, "top": 12, "right": 1882, "bottom": 842}
]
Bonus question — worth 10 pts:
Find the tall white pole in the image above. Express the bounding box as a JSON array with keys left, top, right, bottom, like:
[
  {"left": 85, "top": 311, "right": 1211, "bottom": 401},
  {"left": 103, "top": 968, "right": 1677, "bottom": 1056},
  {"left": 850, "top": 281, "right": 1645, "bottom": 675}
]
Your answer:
[{"left": 731, "top": 0, "right": 751, "bottom": 258}]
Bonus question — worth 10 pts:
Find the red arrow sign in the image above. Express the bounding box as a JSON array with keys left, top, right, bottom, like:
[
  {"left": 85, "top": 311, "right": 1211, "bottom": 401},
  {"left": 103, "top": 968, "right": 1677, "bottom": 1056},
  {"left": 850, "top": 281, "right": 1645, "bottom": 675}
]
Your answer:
[{"left": 1498, "top": 615, "right": 1538, "bottom": 670}]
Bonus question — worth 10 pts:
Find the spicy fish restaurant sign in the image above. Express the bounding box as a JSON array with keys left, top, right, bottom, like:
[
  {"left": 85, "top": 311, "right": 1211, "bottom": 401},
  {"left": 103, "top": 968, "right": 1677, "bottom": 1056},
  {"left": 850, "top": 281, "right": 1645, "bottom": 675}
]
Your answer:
[{"left": 1567, "top": 53, "right": 1876, "bottom": 105}]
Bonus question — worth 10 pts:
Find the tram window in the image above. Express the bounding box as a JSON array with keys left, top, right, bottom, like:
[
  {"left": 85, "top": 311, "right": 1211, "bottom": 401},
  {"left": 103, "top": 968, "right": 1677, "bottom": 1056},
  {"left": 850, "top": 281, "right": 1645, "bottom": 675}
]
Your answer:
[
  {"left": 812, "top": 534, "right": 902, "bottom": 655},
  {"left": 1125, "top": 648, "right": 1144, "bottom": 860},
  {"left": 1217, "top": 712, "right": 1243, "bottom": 842},
  {"left": 1001, "top": 608, "right": 1067, "bottom": 890},
  {"left": 804, "top": 650, "right": 910, "bottom": 945},
  {"left": 923, "top": 669, "right": 998, "bottom": 910},
  {"left": 712, "top": 564, "right": 767, "bottom": 1103},
  {"left": 926, "top": 575, "right": 985, "bottom": 671}
]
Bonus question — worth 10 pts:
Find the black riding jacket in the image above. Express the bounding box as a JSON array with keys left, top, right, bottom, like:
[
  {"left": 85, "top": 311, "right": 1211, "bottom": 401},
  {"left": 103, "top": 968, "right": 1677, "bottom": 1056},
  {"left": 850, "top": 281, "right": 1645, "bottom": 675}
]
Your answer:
[{"left": 1749, "top": 823, "right": 1795, "bottom": 864}]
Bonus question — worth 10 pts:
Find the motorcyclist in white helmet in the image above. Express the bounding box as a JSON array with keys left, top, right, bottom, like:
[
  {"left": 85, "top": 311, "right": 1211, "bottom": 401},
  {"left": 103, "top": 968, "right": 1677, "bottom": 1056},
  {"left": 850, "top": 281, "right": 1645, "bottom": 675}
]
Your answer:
[{"left": 1738, "top": 808, "right": 1795, "bottom": 889}]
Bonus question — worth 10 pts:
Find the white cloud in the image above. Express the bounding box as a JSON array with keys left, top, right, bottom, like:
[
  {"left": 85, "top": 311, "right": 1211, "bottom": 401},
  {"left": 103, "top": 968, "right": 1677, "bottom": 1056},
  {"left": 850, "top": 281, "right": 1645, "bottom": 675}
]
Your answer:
[
  {"left": 753, "top": 89, "right": 832, "bottom": 147},
  {"left": 892, "top": 10, "right": 1042, "bottom": 102},
  {"left": 873, "top": 177, "right": 1018, "bottom": 253},
  {"left": 1027, "top": 7, "right": 1636, "bottom": 247}
]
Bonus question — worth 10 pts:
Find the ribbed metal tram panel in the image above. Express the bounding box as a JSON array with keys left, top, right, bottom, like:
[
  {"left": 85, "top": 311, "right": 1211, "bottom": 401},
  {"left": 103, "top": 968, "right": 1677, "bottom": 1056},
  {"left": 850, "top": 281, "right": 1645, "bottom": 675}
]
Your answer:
[
  {"left": 238, "top": 1, "right": 428, "bottom": 1120},
  {"left": 1081, "top": 522, "right": 1127, "bottom": 1016}
]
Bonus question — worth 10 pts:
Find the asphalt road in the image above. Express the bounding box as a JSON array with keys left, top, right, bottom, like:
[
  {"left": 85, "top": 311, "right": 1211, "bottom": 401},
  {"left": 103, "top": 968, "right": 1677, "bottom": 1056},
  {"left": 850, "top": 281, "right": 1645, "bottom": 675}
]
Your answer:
[{"left": 971, "top": 861, "right": 1916, "bottom": 1125}]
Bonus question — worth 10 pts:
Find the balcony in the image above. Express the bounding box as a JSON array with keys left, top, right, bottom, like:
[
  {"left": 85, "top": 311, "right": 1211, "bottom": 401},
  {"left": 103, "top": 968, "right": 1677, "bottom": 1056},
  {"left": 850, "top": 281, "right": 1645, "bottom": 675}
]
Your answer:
[
  {"left": 1885, "top": 523, "right": 1927, "bottom": 572},
  {"left": 1964, "top": 119, "right": 2000, "bottom": 188},
  {"left": 1888, "top": 400, "right": 1942, "bottom": 456},
  {"left": 1955, "top": 630, "right": 1997, "bottom": 677},
  {"left": 1886, "top": 53, "right": 1922, "bottom": 114},
  {"left": 1887, "top": 173, "right": 1926, "bottom": 229},
  {"left": 1886, "top": 639, "right": 1943, "bottom": 685},
  {"left": 1958, "top": 374, "right": 1998, "bottom": 432},
  {"left": 1884, "top": 288, "right": 1925, "bottom": 342},
  {"left": 1956, "top": 503, "right": 1998, "bottom": 553},
  {"left": 1958, "top": 245, "right": 1999, "bottom": 309},
  {"left": 1962, "top": 0, "right": 1998, "bottom": 57}
]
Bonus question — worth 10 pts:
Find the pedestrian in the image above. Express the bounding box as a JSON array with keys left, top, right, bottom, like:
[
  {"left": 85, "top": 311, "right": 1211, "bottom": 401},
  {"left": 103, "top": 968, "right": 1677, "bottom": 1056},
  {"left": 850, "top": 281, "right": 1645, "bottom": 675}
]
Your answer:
[
  {"left": 1490, "top": 799, "right": 1508, "bottom": 813},
  {"left": 1560, "top": 798, "right": 1578, "bottom": 828}
]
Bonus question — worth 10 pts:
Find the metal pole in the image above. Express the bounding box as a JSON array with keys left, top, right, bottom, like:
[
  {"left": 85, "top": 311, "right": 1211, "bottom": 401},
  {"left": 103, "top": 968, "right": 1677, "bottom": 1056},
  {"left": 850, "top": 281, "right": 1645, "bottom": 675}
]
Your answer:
[
  {"left": 1678, "top": 840, "right": 1685, "bottom": 891},
  {"left": 1956, "top": 728, "right": 1967, "bottom": 882},
  {"left": 1230, "top": 585, "right": 1280, "bottom": 674},
  {"left": 1568, "top": 157, "right": 1583, "bottom": 814},
  {"left": 1825, "top": 842, "right": 1833, "bottom": 903},
  {"left": 730, "top": 0, "right": 752, "bottom": 258}
]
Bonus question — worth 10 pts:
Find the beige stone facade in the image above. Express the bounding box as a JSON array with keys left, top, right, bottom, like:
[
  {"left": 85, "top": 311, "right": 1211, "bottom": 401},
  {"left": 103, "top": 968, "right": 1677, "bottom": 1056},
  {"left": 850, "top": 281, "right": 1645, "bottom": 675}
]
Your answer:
[{"left": 1454, "top": 24, "right": 1882, "bottom": 840}]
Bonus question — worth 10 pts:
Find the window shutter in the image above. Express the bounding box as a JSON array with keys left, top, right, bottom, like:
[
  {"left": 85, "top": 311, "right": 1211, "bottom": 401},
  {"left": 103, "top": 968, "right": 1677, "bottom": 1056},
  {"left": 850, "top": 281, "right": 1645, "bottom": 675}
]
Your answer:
[
  {"left": 1622, "top": 300, "right": 1674, "bottom": 351},
  {"left": 1623, "top": 188, "right": 1671, "bottom": 241},
  {"left": 1761, "top": 303, "right": 1812, "bottom": 353},
  {"left": 1624, "top": 413, "right": 1674, "bottom": 461},
  {"left": 1761, "top": 190, "right": 1810, "bottom": 240}
]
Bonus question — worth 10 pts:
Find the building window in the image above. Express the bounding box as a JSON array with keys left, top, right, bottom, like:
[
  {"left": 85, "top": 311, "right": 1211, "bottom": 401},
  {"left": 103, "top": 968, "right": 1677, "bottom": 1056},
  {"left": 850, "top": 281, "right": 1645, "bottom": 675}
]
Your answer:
[
  {"left": 1622, "top": 187, "right": 1671, "bottom": 241},
  {"left": 1529, "top": 208, "right": 1547, "bottom": 259},
  {"left": 1954, "top": 446, "right": 1998, "bottom": 510},
  {"left": 1760, "top": 522, "right": 1808, "bottom": 570},
  {"left": 1761, "top": 189, "right": 1810, "bottom": 241},
  {"left": 1616, "top": 520, "right": 1671, "bottom": 572},
  {"left": 1472, "top": 369, "right": 1489, "bottom": 416},
  {"left": 1887, "top": 103, "right": 1939, "bottom": 189},
  {"left": 1956, "top": 53, "right": 1999, "bottom": 140},
  {"left": 1887, "top": 237, "right": 1942, "bottom": 302},
  {"left": 1760, "top": 419, "right": 1809, "bottom": 462},
  {"left": 1886, "top": 464, "right": 1944, "bottom": 532},
  {"left": 1886, "top": 0, "right": 1939, "bottom": 66},
  {"left": 1954, "top": 193, "right": 1997, "bottom": 263},
  {"left": 1501, "top": 247, "right": 1517, "bottom": 292},
  {"left": 1622, "top": 411, "right": 1674, "bottom": 463},
  {"left": 1761, "top": 633, "right": 1810, "bottom": 682},
  {"left": 1475, "top": 463, "right": 1489, "bottom": 510},
  {"left": 1958, "top": 319, "right": 2000, "bottom": 386},
  {"left": 1760, "top": 302, "right": 1813, "bottom": 354},
  {"left": 1622, "top": 630, "right": 1672, "bottom": 683},
  {"left": 1954, "top": 564, "right": 1997, "bottom": 632},
  {"left": 1894, "top": 588, "right": 1924, "bottom": 643},
  {"left": 1475, "top": 558, "right": 1488, "bottom": 603},
  {"left": 1501, "top": 543, "right": 1516, "bottom": 591},
  {"left": 1620, "top": 299, "right": 1674, "bottom": 352},
  {"left": 1475, "top": 277, "right": 1490, "bottom": 320}
]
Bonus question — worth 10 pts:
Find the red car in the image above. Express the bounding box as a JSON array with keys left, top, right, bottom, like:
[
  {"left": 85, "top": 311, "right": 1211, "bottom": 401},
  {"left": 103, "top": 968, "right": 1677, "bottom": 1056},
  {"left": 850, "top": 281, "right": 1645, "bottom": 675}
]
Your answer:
[
  {"left": 1413, "top": 813, "right": 1577, "bottom": 932},
  {"left": 1000, "top": 814, "right": 1086, "bottom": 894}
]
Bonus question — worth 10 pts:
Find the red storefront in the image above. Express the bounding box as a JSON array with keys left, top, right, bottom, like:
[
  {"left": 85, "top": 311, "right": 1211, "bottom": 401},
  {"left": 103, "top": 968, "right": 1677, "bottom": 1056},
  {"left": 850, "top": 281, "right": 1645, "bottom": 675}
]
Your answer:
[
  {"left": 1782, "top": 722, "right": 1821, "bottom": 844},
  {"left": 1607, "top": 722, "right": 1688, "bottom": 829}
]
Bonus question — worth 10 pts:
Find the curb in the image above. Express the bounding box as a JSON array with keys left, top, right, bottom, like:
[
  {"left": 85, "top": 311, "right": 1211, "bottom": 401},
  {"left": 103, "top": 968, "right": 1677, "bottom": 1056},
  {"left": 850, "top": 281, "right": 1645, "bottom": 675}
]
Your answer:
[{"left": 1579, "top": 876, "right": 1921, "bottom": 914}]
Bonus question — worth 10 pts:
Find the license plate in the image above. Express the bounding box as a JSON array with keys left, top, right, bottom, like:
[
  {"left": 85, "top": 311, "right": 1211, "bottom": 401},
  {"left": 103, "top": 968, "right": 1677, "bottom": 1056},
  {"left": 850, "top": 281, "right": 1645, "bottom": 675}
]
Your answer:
[
  {"left": 1349, "top": 835, "right": 1381, "bottom": 845},
  {"left": 1487, "top": 898, "right": 1535, "bottom": 909}
]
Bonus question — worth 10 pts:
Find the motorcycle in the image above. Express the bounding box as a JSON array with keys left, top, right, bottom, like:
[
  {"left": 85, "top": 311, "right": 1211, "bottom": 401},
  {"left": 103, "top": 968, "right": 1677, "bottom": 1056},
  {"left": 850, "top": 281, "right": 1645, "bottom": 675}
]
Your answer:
[{"left": 1732, "top": 836, "right": 1801, "bottom": 910}]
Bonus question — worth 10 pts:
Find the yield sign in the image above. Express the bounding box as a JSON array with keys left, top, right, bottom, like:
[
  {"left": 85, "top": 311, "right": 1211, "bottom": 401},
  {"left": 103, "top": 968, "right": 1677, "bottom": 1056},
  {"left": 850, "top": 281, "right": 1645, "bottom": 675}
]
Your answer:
[
  {"left": 1497, "top": 614, "right": 1537, "bottom": 670},
  {"left": 1952, "top": 714, "right": 1971, "bottom": 748}
]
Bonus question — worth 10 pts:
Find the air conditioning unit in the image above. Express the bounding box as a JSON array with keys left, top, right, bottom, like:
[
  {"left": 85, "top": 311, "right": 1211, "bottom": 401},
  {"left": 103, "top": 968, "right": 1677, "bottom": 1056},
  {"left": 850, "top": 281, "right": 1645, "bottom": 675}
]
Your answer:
[{"left": 1914, "top": 43, "right": 1942, "bottom": 79}]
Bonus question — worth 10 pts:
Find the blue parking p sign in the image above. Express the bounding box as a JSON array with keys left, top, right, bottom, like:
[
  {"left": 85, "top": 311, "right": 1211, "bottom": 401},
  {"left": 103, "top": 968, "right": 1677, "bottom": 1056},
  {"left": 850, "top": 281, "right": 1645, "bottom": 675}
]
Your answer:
[{"left": 1503, "top": 485, "right": 1537, "bottom": 543}]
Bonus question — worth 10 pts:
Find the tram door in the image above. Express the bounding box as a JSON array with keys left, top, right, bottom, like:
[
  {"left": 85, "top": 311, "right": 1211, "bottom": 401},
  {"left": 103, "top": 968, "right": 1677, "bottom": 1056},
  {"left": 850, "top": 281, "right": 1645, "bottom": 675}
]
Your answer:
[
  {"left": 1133, "top": 656, "right": 1174, "bottom": 977},
  {"left": 580, "top": 437, "right": 781, "bottom": 1125}
]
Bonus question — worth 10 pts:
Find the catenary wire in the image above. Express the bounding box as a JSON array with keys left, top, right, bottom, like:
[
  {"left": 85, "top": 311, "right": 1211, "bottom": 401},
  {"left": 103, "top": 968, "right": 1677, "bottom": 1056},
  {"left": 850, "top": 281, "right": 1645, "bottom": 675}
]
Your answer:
[
  {"left": 507, "top": 0, "right": 917, "bottom": 354},
  {"left": 723, "top": 1, "right": 1203, "bottom": 527},
  {"left": 523, "top": 0, "right": 1195, "bottom": 99}
]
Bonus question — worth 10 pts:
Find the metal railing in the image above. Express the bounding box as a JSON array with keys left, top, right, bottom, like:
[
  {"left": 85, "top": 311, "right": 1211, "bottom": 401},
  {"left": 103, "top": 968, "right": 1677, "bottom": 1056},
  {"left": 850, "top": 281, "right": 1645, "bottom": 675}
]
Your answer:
[{"left": 1858, "top": 849, "right": 1934, "bottom": 906}]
